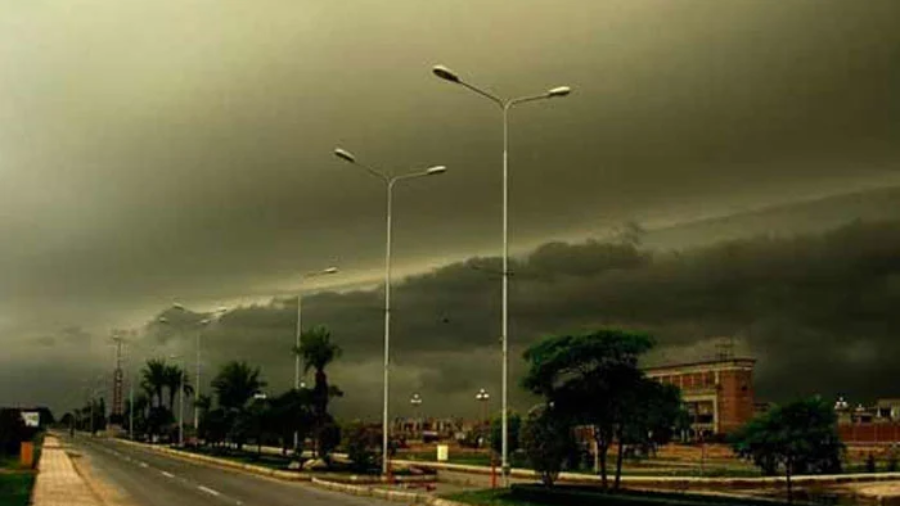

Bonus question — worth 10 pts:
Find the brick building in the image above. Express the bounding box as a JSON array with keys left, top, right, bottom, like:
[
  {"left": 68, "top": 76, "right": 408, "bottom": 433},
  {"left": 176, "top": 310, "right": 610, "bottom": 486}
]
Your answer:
[{"left": 645, "top": 358, "right": 756, "bottom": 436}]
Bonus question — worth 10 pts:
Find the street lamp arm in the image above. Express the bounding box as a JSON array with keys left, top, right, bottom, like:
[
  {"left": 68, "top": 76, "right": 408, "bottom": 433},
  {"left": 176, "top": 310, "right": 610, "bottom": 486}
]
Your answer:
[
  {"left": 508, "top": 94, "right": 554, "bottom": 108},
  {"left": 457, "top": 80, "right": 505, "bottom": 108},
  {"left": 356, "top": 161, "right": 391, "bottom": 183}
]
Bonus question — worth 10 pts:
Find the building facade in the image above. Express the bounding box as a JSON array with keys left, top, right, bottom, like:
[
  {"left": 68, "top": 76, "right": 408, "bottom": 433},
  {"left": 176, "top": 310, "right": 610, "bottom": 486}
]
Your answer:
[{"left": 645, "top": 358, "right": 756, "bottom": 436}]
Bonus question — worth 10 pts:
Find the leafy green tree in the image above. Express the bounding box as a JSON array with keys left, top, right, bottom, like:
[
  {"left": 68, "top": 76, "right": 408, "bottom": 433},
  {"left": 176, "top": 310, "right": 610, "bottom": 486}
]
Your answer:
[
  {"left": 614, "top": 379, "right": 684, "bottom": 488},
  {"left": 297, "top": 326, "right": 342, "bottom": 420},
  {"left": 141, "top": 359, "right": 168, "bottom": 408},
  {"left": 731, "top": 397, "right": 844, "bottom": 503},
  {"left": 345, "top": 422, "right": 379, "bottom": 472},
  {"left": 164, "top": 365, "right": 193, "bottom": 411},
  {"left": 269, "top": 389, "right": 314, "bottom": 455},
  {"left": 490, "top": 411, "right": 521, "bottom": 457},
  {"left": 212, "top": 361, "right": 266, "bottom": 411},
  {"left": 297, "top": 326, "right": 343, "bottom": 457},
  {"left": 317, "top": 415, "right": 342, "bottom": 460},
  {"left": 521, "top": 406, "right": 576, "bottom": 487},
  {"left": 522, "top": 329, "right": 653, "bottom": 489}
]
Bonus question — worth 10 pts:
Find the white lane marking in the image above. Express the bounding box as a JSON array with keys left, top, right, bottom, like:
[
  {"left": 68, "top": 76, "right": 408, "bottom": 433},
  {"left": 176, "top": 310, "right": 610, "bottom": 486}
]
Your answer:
[
  {"left": 139, "top": 462, "right": 149, "bottom": 468},
  {"left": 161, "top": 471, "right": 175, "bottom": 478},
  {"left": 198, "top": 486, "right": 221, "bottom": 497}
]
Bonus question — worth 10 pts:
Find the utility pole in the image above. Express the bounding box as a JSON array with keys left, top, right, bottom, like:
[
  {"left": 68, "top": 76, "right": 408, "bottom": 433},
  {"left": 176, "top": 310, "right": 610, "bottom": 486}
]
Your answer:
[{"left": 111, "top": 331, "right": 125, "bottom": 428}]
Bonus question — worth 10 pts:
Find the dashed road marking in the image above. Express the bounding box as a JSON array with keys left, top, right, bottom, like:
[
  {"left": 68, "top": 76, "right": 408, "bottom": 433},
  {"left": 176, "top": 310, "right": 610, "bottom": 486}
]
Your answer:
[
  {"left": 198, "top": 486, "right": 221, "bottom": 497},
  {"left": 161, "top": 471, "right": 175, "bottom": 478}
]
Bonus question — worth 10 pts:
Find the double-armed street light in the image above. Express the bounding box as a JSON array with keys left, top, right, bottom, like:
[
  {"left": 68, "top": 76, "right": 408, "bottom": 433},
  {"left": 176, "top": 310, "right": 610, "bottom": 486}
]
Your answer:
[
  {"left": 293, "top": 266, "right": 339, "bottom": 450},
  {"left": 168, "top": 353, "right": 187, "bottom": 446},
  {"left": 433, "top": 64, "right": 570, "bottom": 483},
  {"left": 334, "top": 147, "right": 447, "bottom": 476},
  {"left": 410, "top": 393, "right": 423, "bottom": 438},
  {"left": 171, "top": 303, "right": 229, "bottom": 432}
]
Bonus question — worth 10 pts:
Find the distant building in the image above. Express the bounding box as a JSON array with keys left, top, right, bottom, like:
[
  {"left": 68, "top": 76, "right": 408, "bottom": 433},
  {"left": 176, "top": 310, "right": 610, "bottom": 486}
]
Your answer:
[
  {"left": 645, "top": 357, "right": 756, "bottom": 437},
  {"left": 835, "top": 397, "right": 900, "bottom": 444},
  {"left": 876, "top": 399, "right": 900, "bottom": 421}
]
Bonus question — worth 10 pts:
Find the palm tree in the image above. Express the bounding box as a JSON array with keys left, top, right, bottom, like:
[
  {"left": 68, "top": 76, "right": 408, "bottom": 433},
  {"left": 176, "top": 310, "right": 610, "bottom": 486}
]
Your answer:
[
  {"left": 296, "top": 326, "right": 342, "bottom": 420},
  {"left": 141, "top": 359, "right": 168, "bottom": 408},
  {"left": 211, "top": 361, "right": 266, "bottom": 411},
  {"left": 164, "top": 364, "right": 193, "bottom": 410}
]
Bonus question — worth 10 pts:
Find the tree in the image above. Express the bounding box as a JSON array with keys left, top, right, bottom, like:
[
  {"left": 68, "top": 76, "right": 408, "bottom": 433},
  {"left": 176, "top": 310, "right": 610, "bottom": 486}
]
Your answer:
[
  {"left": 490, "top": 411, "right": 521, "bottom": 457},
  {"left": 211, "top": 361, "right": 266, "bottom": 451},
  {"left": 522, "top": 329, "right": 654, "bottom": 489},
  {"left": 212, "top": 361, "right": 266, "bottom": 411},
  {"left": 269, "top": 389, "right": 314, "bottom": 455},
  {"left": 614, "top": 379, "right": 684, "bottom": 488},
  {"left": 164, "top": 365, "right": 193, "bottom": 412},
  {"left": 297, "top": 326, "right": 342, "bottom": 420},
  {"left": 297, "top": 326, "right": 343, "bottom": 457},
  {"left": 345, "top": 422, "right": 379, "bottom": 472},
  {"left": 141, "top": 359, "right": 168, "bottom": 408},
  {"left": 521, "top": 406, "right": 576, "bottom": 487},
  {"left": 731, "top": 397, "right": 844, "bottom": 503}
]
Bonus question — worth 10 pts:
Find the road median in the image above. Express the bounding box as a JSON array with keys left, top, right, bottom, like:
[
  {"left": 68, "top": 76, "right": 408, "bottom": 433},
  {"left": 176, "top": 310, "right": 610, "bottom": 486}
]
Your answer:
[{"left": 112, "top": 438, "right": 310, "bottom": 482}]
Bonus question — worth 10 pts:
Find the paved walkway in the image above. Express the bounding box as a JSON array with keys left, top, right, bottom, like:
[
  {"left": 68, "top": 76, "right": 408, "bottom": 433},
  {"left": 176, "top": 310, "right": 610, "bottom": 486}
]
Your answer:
[{"left": 31, "top": 436, "right": 100, "bottom": 506}]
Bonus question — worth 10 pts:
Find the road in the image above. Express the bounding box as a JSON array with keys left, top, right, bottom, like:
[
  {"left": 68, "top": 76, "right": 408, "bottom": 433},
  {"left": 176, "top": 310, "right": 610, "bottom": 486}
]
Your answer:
[{"left": 64, "top": 435, "right": 394, "bottom": 506}]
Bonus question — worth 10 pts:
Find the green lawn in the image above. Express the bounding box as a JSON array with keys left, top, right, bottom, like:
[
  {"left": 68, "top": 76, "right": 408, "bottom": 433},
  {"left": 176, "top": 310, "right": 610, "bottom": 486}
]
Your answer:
[
  {"left": 0, "top": 473, "right": 35, "bottom": 506},
  {"left": 443, "top": 489, "right": 545, "bottom": 506}
]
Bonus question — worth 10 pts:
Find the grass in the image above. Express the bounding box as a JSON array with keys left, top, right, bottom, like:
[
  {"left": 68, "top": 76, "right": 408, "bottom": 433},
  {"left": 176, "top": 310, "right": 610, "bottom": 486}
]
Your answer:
[
  {"left": 443, "top": 488, "right": 544, "bottom": 506},
  {"left": 0, "top": 473, "right": 34, "bottom": 506},
  {"left": 182, "top": 446, "right": 295, "bottom": 470}
]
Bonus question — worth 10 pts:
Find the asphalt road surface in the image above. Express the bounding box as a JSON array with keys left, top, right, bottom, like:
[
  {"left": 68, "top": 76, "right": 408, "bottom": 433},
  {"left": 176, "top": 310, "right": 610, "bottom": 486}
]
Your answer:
[{"left": 64, "top": 435, "right": 394, "bottom": 506}]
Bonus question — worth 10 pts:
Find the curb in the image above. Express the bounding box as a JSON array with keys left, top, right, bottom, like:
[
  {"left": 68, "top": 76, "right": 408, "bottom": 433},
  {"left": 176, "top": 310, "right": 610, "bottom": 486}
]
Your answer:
[
  {"left": 310, "top": 477, "right": 430, "bottom": 503},
  {"left": 113, "top": 439, "right": 310, "bottom": 482},
  {"left": 391, "top": 459, "right": 900, "bottom": 488}
]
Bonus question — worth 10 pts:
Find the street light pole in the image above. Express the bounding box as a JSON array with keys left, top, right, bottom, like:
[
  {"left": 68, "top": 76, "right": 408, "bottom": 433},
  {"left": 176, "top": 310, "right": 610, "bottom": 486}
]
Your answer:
[
  {"left": 433, "top": 65, "right": 570, "bottom": 484},
  {"left": 334, "top": 147, "right": 447, "bottom": 476},
  {"left": 294, "top": 267, "right": 338, "bottom": 451},
  {"left": 410, "top": 393, "right": 423, "bottom": 439},
  {"left": 129, "top": 371, "right": 134, "bottom": 440},
  {"left": 168, "top": 354, "right": 186, "bottom": 446},
  {"left": 171, "top": 304, "right": 227, "bottom": 435}
]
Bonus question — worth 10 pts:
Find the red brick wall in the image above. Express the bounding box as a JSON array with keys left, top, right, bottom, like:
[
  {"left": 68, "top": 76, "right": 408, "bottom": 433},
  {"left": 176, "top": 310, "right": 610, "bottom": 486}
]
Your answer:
[
  {"left": 839, "top": 423, "right": 900, "bottom": 443},
  {"left": 717, "top": 369, "right": 755, "bottom": 434}
]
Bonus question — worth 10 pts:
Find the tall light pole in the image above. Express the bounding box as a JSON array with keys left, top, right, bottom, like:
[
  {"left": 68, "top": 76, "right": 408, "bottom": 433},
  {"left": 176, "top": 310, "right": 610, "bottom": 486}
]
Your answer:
[
  {"left": 433, "top": 64, "right": 570, "bottom": 483},
  {"left": 410, "top": 393, "right": 423, "bottom": 439},
  {"left": 171, "top": 304, "right": 228, "bottom": 434},
  {"left": 334, "top": 147, "right": 447, "bottom": 476},
  {"left": 294, "top": 266, "right": 339, "bottom": 451},
  {"left": 476, "top": 388, "right": 490, "bottom": 444},
  {"left": 170, "top": 354, "right": 186, "bottom": 446}
]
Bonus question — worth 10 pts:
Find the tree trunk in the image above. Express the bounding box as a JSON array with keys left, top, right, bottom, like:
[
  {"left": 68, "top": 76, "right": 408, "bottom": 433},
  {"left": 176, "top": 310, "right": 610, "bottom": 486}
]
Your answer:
[
  {"left": 614, "top": 429, "right": 625, "bottom": 490},
  {"left": 595, "top": 432, "right": 609, "bottom": 489},
  {"left": 786, "top": 458, "right": 793, "bottom": 504}
]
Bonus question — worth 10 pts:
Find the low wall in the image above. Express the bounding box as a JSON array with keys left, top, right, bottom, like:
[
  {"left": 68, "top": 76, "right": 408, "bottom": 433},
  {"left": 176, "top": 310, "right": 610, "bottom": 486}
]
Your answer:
[{"left": 841, "top": 424, "right": 900, "bottom": 444}]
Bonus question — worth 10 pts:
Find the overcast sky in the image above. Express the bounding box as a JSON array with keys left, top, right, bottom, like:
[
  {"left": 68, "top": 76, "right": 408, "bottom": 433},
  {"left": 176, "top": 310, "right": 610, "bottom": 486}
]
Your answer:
[{"left": 0, "top": 1, "right": 897, "bottom": 418}]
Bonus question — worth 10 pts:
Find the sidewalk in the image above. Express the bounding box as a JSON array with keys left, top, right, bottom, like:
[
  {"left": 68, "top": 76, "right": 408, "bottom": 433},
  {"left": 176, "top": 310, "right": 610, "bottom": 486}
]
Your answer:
[{"left": 31, "top": 436, "right": 100, "bottom": 506}]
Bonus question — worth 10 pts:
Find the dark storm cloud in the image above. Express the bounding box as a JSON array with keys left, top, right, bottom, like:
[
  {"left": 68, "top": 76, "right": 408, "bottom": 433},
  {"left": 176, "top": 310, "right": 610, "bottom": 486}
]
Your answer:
[
  {"left": 140, "top": 219, "right": 900, "bottom": 418},
  {"left": 0, "top": 0, "right": 897, "bottom": 413}
]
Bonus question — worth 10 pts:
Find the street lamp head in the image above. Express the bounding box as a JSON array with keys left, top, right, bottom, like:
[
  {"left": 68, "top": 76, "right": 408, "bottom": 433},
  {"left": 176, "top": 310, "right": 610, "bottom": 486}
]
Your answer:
[
  {"left": 323, "top": 267, "right": 339, "bottom": 275},
  {"left": 547, "top": 86, "right": 572, "bottom": 98},
  {"left": 426, "top": 166, "right": 447, "bottom": 176},
  {"left": 432, "top": 65, "right": 460, "bottom": 83},
  {"left": 334, "top": 147, "right": 356, "bottom": 164}
]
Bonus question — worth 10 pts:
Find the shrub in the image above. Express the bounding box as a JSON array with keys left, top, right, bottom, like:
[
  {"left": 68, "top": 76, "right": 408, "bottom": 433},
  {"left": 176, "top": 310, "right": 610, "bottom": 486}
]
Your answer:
[
  {"left": 521, "top": 407, "right": 576, "bottom": 487},
  {"left": 345, "top": 423, "right": 378, "bottom": 472},
  {"left": 866, "top": 453, "right": 876, "bottom": 473}
]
